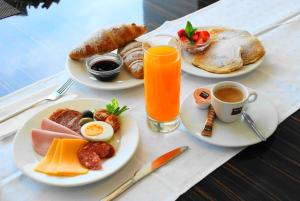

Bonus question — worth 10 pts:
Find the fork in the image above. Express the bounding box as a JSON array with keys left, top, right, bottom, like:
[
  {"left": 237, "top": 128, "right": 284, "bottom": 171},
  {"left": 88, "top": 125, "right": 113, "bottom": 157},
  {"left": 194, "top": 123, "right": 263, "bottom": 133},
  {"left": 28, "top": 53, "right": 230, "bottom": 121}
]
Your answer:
[{"left": 0, "top": 79, "right": 74, "bottom": 124}]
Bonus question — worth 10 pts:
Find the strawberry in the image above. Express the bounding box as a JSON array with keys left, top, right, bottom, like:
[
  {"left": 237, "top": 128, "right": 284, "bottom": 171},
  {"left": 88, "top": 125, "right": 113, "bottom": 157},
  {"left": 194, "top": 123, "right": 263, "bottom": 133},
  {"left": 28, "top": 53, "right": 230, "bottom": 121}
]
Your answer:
[
  {"left": 191, "top": 32, "right": 199, "bottom": 41},
  {"left": 177, "top": 29, "right": 186, "bottom": 38},
  {"left": 199, "top": 31, "right": 210, "bottom": 42},
  {"left": 180, "top": 35, "right": 188, "bottom": 43},
  {"left": 196, "top": 37, "right": 204, "bottom": 45}
]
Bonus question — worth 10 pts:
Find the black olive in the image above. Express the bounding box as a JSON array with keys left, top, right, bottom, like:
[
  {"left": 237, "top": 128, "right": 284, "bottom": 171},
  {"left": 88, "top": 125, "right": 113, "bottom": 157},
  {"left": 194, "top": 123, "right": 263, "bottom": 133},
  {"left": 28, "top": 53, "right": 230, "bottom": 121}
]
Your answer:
[{"left": 82, "top": 110, "right": 94, "bottom": 118}]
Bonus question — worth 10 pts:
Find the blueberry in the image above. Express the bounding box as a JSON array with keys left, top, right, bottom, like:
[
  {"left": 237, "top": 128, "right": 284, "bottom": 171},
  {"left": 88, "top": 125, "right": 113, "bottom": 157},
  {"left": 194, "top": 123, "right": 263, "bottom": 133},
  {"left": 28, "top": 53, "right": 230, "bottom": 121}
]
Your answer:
[{"left": 82, "top": 110, "right": 94, "bottom": 118}]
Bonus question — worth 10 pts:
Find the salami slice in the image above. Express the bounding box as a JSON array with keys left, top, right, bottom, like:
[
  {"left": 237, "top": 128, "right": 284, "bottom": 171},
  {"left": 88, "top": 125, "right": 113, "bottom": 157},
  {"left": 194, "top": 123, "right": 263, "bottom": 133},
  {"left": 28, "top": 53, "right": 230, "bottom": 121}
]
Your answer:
[
  {"left": 92, "top": 142, "right": 115, "bottom": 159},
  {"left": 78, "top": 145, "right": 102, "bottom": 170},
  {"left": 77, "top": 142, "right": 115, "bottom": 170}
]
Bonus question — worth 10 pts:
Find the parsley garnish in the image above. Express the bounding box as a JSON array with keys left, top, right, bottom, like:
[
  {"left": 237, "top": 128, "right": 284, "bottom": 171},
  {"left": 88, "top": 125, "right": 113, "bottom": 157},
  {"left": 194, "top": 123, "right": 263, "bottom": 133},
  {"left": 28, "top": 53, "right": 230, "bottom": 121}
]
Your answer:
[{"left": 106, "top": 98, "right": 129, "bottom": 116}]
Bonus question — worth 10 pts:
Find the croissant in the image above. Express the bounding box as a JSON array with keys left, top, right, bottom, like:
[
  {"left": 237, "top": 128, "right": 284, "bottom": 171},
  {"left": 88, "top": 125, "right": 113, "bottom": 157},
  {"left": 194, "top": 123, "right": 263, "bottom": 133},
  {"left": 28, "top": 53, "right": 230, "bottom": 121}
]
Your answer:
[
  {"left": 118, "top": 41, "right": 144, "bottom": 79},
  {"left": 69, "top": 23, "right": 147, "bottom": 60}
]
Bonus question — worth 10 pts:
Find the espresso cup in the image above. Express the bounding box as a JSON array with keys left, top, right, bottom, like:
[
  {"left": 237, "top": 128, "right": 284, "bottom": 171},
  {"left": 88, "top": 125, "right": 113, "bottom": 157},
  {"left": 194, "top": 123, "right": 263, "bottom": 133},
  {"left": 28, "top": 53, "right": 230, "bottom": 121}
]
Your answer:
[{"left": 211, "top": 81, "right": 257, "bottom": 123}]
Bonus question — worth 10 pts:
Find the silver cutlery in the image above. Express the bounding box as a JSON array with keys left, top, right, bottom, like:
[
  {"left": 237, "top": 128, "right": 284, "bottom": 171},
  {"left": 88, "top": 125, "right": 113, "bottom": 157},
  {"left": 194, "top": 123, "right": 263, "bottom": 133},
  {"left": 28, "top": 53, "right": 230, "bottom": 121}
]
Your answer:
[
  {"left": 0, "top": 79, "right": 74, "bottom": 124},
  {"left": 242, "top": 111, "right": 266, "bottom": 141},
  {"left": 101, "top": 146, "right": 188, "bottom": 201}
]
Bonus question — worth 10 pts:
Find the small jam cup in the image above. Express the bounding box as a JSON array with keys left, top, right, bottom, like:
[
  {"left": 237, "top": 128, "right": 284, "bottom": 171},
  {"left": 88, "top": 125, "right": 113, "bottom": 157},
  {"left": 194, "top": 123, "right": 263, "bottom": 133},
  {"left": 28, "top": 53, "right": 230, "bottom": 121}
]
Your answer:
[
  {"left": 193, "top": 88, "right": 211, "bottom": 109},
  {"left": 86, "top": 53, "right": 123, "bottom": 81}
]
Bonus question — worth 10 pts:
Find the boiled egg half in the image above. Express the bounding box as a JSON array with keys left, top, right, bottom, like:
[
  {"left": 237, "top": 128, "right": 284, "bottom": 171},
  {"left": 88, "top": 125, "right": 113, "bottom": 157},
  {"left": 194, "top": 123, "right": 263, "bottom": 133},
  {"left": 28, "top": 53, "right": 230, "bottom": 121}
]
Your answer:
[{"left": 81, "top": 121, "right": 114, "bottom": 141}]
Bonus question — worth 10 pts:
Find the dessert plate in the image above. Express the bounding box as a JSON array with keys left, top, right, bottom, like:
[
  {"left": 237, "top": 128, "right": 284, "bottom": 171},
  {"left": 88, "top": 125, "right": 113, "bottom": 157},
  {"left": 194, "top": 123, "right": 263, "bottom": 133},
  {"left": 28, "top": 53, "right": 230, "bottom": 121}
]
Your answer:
[
  {"left": 13, "top": 98, "right": 139, "bottom": 187},
  {"left": 66, "top": 57, "right": 144, "bottom": 90},
  {"left": 180, "top": 88, "right": 278, "bottom": 147},
  {"left": 181, "top": 51, "right": 264, "bottom": 79}
]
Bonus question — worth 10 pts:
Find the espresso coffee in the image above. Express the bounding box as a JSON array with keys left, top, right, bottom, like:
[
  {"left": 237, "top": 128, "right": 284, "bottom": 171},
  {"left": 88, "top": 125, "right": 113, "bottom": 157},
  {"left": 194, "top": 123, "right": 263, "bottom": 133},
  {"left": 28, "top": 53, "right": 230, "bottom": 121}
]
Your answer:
[{"left": 214, "top": 87, "right": 244, "bottom": 103}]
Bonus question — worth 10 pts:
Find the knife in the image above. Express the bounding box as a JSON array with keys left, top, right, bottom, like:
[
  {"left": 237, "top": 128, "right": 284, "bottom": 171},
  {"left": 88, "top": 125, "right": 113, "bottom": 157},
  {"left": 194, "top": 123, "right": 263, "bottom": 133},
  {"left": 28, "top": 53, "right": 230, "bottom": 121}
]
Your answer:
[
  {"left": 242, "top": 112, "right": 266, "bottom": 141},
  {"left": 101, "top": 146, "right": 188, "bottom": 201}
]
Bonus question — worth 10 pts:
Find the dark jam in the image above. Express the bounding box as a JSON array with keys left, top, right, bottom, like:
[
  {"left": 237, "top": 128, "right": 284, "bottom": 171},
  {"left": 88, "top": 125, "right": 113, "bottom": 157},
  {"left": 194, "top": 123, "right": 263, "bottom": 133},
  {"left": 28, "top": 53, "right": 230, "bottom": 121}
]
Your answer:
[
  {"left": 91, "top": 60, "right": 119, "bottom": 71},
  {"left": 90, "top": 60, "right": 120, "bottom": 81}
]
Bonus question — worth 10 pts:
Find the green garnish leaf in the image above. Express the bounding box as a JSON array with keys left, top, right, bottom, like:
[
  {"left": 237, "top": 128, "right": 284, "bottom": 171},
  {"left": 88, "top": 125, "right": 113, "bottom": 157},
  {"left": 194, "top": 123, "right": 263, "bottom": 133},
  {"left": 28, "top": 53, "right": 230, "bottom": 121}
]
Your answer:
[
  {"left": 105, "top": 98, "right": 129, "bottom": 116},
  {"left": 116, "top": 106, "right": 129, "bottom": 116},
  {"left": 185, "top": 21, "right": 197, "bottom": 38}
]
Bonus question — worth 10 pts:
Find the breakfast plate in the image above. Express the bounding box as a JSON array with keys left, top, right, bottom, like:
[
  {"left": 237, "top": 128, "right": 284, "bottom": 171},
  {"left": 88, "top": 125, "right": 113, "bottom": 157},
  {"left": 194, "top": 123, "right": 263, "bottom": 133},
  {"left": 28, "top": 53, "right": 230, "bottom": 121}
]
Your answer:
[
  {"left": 13, "top": 98, "right": 139, "bottom": 187},
  {"left": 180, "top": 88, "right": 278, "bottom": 147},
  {"left": 66, "top": 57, "right": 144, "bottom": 90},
  {"left": 181, "top": 52, "right": 265, "bottom": 79}
]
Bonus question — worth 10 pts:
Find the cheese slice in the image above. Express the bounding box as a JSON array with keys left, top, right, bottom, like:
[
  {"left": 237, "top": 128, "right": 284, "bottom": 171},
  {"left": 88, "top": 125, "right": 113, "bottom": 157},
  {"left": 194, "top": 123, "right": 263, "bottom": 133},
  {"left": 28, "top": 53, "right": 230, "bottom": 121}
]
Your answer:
[
  {"left": 56, "top": 139, "right": 88, "bottom": 176},
  {"left": 34, "top": 138, "right": 88, "bottom": 176},
  {"left": 44, "top": 140, "right": 62, "bottom": 174},
  {"left": 34, "top": 138, "right": 59, "bottom": 173}
]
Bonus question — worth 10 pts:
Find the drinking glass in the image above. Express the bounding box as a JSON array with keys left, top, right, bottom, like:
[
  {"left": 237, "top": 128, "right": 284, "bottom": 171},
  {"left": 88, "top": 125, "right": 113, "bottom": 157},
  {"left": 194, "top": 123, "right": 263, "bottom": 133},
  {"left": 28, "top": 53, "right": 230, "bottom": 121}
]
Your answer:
[{"left": 143, "top": 35, "right": 181, "bottom": 133}]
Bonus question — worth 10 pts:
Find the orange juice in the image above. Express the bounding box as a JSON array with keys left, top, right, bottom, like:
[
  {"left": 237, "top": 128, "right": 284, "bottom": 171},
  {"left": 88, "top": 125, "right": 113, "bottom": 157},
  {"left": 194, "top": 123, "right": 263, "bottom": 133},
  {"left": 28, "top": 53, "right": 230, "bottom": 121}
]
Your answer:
[{"left": 144, "top": 45, "right": 181, "bottom": 122}]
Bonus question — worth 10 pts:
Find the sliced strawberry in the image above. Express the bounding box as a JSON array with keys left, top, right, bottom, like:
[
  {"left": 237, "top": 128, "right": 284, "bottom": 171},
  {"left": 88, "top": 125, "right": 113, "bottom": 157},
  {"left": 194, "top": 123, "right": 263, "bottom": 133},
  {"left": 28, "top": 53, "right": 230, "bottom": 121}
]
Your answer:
[
  {"left": 191, "top": 33, "right": 199, "bottom": 42},
  {"left": 177, "top": 29, "right": 186, "bottom": 38},
  {"left": 199, "top": 31, "right": 210, "bottom": 42},
  {"left": 180, "top": 35, "right": 188, "bottom": 43},
  {"left": 196, "top": 37, "right": 204, "bottom": 45}
]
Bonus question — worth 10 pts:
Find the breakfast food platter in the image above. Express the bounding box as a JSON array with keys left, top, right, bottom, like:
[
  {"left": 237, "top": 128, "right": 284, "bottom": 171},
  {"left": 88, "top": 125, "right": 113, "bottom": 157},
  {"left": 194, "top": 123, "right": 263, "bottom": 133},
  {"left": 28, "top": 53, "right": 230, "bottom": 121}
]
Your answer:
[
  {"left": 13, "top": 98, "right": 139, "bottom": 186},
  {"left": 180, "top": 86, "right": 278, "bottom": 147},
  {"left": 66, "top": 23, "right": 146, "bottom": 90},
  {"left": 178, "top": 23, "right": 265, "bottom": 78},
  {"left": 66, "top": 57, "right": 144, "bottom": 90}
]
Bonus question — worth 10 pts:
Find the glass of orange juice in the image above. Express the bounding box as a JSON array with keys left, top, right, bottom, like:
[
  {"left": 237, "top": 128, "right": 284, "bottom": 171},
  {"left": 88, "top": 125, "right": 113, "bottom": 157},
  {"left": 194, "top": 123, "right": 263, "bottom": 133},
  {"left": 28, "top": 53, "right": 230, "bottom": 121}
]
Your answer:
[{"left": 143, "top": 35, "right": 181, "bottom": 133}]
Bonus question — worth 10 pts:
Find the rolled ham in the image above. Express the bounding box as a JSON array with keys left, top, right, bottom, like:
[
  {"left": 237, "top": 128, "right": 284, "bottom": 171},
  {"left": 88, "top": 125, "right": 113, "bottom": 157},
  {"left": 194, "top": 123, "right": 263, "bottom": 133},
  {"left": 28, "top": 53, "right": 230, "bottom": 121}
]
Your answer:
[
  {"left": 41, "top": 118, "right": 82, "bottom": 137},
  {"left": 32, "top": 129, "right": 83, "bottom": 156}
]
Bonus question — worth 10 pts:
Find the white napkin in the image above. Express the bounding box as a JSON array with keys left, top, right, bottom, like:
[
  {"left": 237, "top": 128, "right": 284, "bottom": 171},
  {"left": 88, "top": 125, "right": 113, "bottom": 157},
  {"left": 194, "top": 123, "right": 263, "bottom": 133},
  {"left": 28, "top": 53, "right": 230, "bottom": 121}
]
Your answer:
[{"left": 0, "top": 73, "right": 78, "bottom": 140}]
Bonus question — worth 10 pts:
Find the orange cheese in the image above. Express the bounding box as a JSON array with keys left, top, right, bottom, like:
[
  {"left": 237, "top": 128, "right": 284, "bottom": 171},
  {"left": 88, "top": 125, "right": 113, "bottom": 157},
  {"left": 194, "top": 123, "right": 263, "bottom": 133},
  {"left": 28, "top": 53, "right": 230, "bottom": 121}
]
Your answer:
[
  {"left": 34, "top": 138, "right": 88, "bottom": 176},
  {"left": 56, "top": 139, "right": 88, "bottom": 176},
  {"left": 34, "top": 138, "right": 59, "bottom": 173},
  {"left": 45, "top": 140, "right": 62, "bottom": 174}
]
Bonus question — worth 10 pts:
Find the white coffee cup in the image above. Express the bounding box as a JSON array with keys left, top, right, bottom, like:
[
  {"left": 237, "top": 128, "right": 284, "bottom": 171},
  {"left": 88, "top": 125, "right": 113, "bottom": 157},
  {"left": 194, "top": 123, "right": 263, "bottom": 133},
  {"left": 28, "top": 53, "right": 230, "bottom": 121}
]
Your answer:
[{"left": 211, "top": 81, "right": 257, "bottom": 123}]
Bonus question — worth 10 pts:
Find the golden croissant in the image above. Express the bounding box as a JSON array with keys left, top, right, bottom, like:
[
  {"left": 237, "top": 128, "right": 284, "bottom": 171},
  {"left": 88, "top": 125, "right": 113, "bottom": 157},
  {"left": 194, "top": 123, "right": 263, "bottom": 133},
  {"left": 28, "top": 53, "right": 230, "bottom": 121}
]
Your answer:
[{"left": 69, "top": 23, "right": 147, "bottom": 60}]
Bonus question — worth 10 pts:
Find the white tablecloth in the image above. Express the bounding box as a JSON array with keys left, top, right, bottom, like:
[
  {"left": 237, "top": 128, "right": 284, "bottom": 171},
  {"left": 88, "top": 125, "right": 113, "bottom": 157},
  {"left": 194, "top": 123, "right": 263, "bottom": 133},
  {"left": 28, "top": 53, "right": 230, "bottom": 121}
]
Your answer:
[{"left": 1, "top": 0, "right": 300, "bottom": 200}]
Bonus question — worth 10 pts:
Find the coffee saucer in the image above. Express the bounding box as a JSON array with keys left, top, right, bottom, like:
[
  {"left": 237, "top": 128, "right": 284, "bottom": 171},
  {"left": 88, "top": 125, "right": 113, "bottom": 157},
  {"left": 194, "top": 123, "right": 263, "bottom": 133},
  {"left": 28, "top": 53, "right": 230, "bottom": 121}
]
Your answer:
[{"left": 180, "top": 88, "right": 278, "bottom": 147}]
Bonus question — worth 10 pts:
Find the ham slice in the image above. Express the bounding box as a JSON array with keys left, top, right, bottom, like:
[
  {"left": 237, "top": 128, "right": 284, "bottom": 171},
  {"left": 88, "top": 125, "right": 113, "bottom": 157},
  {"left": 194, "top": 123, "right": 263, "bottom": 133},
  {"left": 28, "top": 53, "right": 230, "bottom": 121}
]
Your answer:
[
  {"left": 41, "top": 118, "right": 82, "bottom": 137},
  {"left": 32, "top": 129, "right": 83, "bottom": 156}
]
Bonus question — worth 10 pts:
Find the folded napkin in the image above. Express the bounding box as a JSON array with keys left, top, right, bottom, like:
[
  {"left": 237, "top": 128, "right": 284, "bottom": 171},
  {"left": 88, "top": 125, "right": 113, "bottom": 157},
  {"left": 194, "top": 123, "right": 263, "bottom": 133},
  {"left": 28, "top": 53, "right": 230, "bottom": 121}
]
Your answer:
[{"left": 0, "top": 73, "right": 77, "bottom": 140}]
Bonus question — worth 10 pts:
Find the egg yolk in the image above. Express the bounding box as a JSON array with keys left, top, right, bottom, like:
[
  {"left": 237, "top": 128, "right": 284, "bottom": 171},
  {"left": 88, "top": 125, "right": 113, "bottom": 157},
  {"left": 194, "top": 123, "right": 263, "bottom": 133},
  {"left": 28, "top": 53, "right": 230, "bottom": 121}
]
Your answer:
[{"left": 85, "top": 124, "right": 103, "bottom": 136}]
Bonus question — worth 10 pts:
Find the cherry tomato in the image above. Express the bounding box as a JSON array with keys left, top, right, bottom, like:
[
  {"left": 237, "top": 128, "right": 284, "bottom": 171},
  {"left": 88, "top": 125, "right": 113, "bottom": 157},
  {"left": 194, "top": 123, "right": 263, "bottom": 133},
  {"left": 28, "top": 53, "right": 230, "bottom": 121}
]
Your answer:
[
  {"left": 105, "top": 114, "right": 120, "bottom": 132},
  {"left": 94, "top": 109, "right": 109, "bottom": 121}
]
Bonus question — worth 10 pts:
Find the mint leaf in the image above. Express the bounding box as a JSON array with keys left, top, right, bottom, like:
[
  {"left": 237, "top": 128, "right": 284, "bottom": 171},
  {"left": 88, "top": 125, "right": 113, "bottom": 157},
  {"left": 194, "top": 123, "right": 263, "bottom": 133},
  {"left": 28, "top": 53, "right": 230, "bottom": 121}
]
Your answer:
[{"left": 185, "top": 21, "right": 196, "bottom": 38}]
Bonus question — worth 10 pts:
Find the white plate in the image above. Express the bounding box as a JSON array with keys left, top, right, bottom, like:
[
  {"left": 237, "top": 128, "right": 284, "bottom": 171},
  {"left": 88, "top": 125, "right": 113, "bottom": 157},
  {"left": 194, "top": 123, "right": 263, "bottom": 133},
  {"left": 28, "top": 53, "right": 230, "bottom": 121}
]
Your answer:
[
  {"left": 181, "top": 51, "right": 265, "bottom": 78},
  {"left": 66, "top": 57, "right": 144, "bottom": 90},
  {"left": 13, "top": 98, "right": 139, "bottom": 187},
  {"left": 180, "top": 88, "right": 278, "bottom": 147}
]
